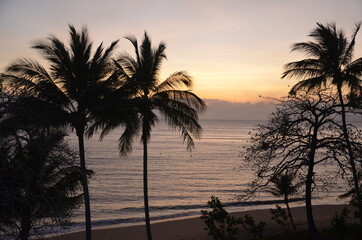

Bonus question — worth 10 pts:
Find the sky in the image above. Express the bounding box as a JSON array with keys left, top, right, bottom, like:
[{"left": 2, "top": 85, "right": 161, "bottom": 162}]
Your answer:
[{"left": 1, "top": 0, "right": 362, "bottom": 104}]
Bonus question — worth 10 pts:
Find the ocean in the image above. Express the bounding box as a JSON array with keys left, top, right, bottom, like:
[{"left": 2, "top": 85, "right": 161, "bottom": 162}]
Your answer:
[{"left": 63, "top": 119, "right": 347, "bottom": 232}]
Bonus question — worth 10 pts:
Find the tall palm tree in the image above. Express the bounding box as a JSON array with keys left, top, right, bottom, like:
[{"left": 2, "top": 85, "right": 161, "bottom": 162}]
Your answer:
[
  {"left": 91, "top": 32, "right": 206, "bottom": 240},
  {"left": 1, "top": 25, "right": 119, "bottom": 240},
  {"left": 282, "top": 22, "right": 362, "bottom": 225}
]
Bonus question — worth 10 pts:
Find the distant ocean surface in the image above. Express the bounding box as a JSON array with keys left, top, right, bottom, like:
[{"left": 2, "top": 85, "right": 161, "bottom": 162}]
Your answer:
[{"left": 62, "top": 119, "right": 348, "bottom": 232}]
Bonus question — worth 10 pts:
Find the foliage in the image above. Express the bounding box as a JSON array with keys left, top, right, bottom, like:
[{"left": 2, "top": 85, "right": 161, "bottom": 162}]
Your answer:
[
  {"left": 243, "top": 90, "right": 355, "bottom": 197},
  {"left": 266, "top": 172, "right": 299, "bottom": 232},
  {"left": 339, "top": 183, "right": 360, "bottom": 218},
  {"left": 243, "top": 90, "right": 362, "bottom": 239},
  {"left": 89, "top": 32, "right": 207, "bottom": 154},
  {"left": 91, "top": 32, "right": 206, "bottom": 240},
  {"left": 265, "top": 225, "right": 362, "bottom": 240},
  {"left": 0, "top": 126, "right": 92, "bottom": 240},
  {"left": 282, "top": 22, "right": 362, "bottom": 227},
  {"left": 282, "top": 22, "right": 362, "bottom": 96},
  {"left": 1, "top": 25, "right": 118, "bottom": 239},
  {"left": 201, "top": 196, "right": 266, "bottom": 240},
  {"left": 240, "top": 214, "right": 266, "bottom": 240},
  {"left": 267, "top": 172, "right": 299, "bottom": 198},
  {"left": 270, "top": 205, "right": 292, "bottom": 232},
  {"left": 201, "top": 196, "right": 240, "bottom": 240},
  {"left": 331, "top": 208, "right": 350, "bottom": 240}
]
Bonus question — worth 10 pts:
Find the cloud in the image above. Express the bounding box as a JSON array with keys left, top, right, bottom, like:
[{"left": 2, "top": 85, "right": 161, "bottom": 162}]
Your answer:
[{"left": 200, "top": 99, "right": 275, "bottom": 120}]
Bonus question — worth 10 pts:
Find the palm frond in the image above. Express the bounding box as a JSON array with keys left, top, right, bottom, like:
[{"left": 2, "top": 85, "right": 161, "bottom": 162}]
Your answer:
[
  {"left": 153, "top": 89, "right": 207, "bottom": 112},
  {"left": 153, "top": 96, "right": 203, "bottom": 150},
  {"left": 291, "top": 42, "right": 323, "bottom": 58},
  {"left": 124, "top": 35, "right": 141, "bottom": 64},
  {"left": 342, "top": 23, "right": 361, "bottom": 65},
  {"left": 3, "top": 59, "right": 71, "bottom": 108},
  {"left": 151, "top": 41, "right": 166, "bottom": 81},
  {"left": 154, "top": 71, "right": 193, "bottom": 92},
  {"left": 285, "top": 23, "right": 362, "bottom": 96},
  {"left": 289, "top": 76, "right": 327, "bottom": 95},
  {"left": 161, "top": 109, "right": 199, "bottom": 150},
  {"left": 344, "top": 75, "right": 362, "bottom": 95},
  {"left": 32, "top": 37, "right": 70, "bottom": 72},
  {"left": 346, "top": 58, "right": 362, "bottom": 77},
  {"left": 119, "top": 116, "right": 141, "bottom": 155},
  {"left": 282, "top": 59, "right": 323, "bottom": 79},
  {"left": 116, "top": 53, "right": 138, "bottom": 77},
  {"left": 6, "top": 58, "right": 52, "bottom": 81}
]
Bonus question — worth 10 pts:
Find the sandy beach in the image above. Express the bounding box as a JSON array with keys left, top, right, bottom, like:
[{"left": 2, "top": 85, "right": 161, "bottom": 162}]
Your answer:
[{"left": 46, "top": 204, "right": 355, "bottom": 240}]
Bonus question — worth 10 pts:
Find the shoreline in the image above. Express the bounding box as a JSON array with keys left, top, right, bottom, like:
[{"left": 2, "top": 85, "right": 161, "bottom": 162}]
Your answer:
[{"left": 46, "top": 204, "right": 355, "bottom": 240}]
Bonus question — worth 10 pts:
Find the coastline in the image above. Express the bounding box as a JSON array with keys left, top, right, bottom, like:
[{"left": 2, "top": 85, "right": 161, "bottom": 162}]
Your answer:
[{"left": 46, "top": 204, "right": 355, "bottom": 240}]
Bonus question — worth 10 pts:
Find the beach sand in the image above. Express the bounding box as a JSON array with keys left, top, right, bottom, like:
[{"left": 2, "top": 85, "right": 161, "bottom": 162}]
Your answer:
[{"left": 47, "top": 204, "right": 354, "bottom": 240}]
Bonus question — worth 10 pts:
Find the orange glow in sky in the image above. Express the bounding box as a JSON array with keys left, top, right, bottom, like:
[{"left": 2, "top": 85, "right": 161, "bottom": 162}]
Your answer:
[{"left": 1, "top": 0, "right": 361, "bottom": 103}]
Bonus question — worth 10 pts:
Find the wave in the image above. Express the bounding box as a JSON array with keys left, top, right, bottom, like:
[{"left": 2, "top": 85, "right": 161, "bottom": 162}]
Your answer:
[
  {"left": 119, "top": 197, "right": 304, "bottom": 213},
  {"left": 14, "top": 197, "right": 304, "bottom": 239}
]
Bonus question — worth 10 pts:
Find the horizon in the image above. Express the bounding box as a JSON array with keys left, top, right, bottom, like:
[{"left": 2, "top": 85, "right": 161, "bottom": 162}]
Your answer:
[
  {"left": 2, "top": 1, "right": 362, "bottom": 238},
  {"left": 1, "top": 0, "right": 362, "bottom": 103}
]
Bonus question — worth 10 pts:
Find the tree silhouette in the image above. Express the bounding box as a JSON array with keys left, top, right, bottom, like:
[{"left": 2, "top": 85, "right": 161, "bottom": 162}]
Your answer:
[
  {"left": 243, "top": 90, "right": 362, "bottom": 240},
  {"left": 91, "top": 32, "right": 206, "bottom": 240},
  {"left": 1, "top": 25, "right": 118, "bottom": 240},
  {"left": 267, "top": 172, "right": 298, "bottom": 232},
  {"left": 0, "top": 121, "right": 90, "bottom": 240},
  {"left": 282, "top": 23, "right": 362, "bottom": 225}
]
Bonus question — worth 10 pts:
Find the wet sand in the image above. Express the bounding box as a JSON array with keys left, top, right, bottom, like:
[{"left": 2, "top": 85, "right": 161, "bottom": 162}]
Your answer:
[{"left": 47, "top": 204, "right": 354, "bottom": 240}]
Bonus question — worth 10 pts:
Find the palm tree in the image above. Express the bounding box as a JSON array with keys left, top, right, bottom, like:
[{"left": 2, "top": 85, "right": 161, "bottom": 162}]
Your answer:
[
  {"left": 91, "top": 32, "right": 206, "bottom": 240},
  {"left": 267, "top": 172, "right": 298, "bottom": 232},
  {"left": 1, "top": 25, "right": 119, "bottom": 240},
  {"left": 282, "top": 22, "right": 362, "bottom": 225}
]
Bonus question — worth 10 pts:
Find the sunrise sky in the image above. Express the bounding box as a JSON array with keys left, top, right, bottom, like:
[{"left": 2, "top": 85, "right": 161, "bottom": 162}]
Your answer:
[{"left": 1, "top": 0, "right": 361, "bottom": 103}]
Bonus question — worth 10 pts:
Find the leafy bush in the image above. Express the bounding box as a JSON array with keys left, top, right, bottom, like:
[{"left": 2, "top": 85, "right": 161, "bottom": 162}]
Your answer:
[
  {"left": 201, "top": 196, "right": 266, "bottom": 240},
  {"left": 270, "top": 205, "right": 292, "bottom": 232},
  {"left": 201, "top": 196, "right": 240, "bottom": 240},
  {"left": 331, "top": 208, "right": 350, "bottom": 240},
  {"left": 240, "top": 214, "right": 266, "bottom": 240}
]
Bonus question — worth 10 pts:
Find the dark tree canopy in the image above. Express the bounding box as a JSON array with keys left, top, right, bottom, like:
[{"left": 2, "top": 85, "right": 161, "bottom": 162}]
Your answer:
[
  {"left": 0, "top": 125, "right": 91, "bottom": 240},
  {"left": 244, "top": 90, "right": 362, "bottom": 194},
  {"left": 243, "top": 90, "right": 362, "bottom": 239},
  {"left": 1, "top": 25, "right": 119, "bottom": 240}
]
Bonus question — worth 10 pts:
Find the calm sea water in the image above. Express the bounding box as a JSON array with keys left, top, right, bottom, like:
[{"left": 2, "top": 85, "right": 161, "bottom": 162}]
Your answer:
[{"left": 63, "top": 119, "right": 348, "bottom": 231}]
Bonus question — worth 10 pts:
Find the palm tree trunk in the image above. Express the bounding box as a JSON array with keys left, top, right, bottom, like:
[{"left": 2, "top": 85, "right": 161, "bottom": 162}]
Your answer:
[
  {"left": 306, "top": 162, "right": 320, "bottom": 240},
  {"left": 77, "top": 133, "right": 92, "bottom": 240},
  {"left": 143, "top": 139, "right": 153, "bottom": 240},
  {"left": 337, "top": 86, "right": 362, "bottom": 225},
  {"left": 19, "top": 208, "right": 31, "bottom": 240},
  {"left": 285, "top": 198, "right": 297, "bottom": 232}
]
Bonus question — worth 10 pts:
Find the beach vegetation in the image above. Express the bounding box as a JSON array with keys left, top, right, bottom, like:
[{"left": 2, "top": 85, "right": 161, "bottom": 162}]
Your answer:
[
  {"left": 330, "top": 207, "right": 350, "bottom": 240},
  {"left": 0, "top": 108, "right": 90, "bottom": 240},
  {"left": 339, "top": 179, "right": 362, "bottom": 220},
  {"left": 201, "top": 196, "right": 266, "bottom": 240},
  {"left": 90, "top": 32, "right": 206, "bottom": 240},
  {"left": 243, "top": 90, "right": 362, "bottom": 240},
  {"left": 270, "top": 205, "right": 293, "bottom": 233},
  {"left": 265, "top": 223, "right": 362, "bottom": 240},
  {"left": 1, "top": 25, "right": 119, "bottom": 240},
  {"left": 201, "top": 196, "right": 240, "bottom": 240},
  {"left": 266, "top": 171, "right": 299, "bottom": 231},
  {"left": 239, "top": 214, "right": 266, "bottom": 240},
  {"left": 282, "top": 22, "right": 362, "bottom": 227}
]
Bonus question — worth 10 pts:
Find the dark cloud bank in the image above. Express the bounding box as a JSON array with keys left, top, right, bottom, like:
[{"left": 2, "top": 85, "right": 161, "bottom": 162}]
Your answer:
[{"left": 200, "top": 99, "right": 275, "bottom": 120}]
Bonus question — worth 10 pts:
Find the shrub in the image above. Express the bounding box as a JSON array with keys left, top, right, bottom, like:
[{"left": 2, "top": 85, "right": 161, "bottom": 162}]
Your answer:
[
  {"left": 201, "top": 196, "right": 240, "bottom": 240},
  {"left": 240, "top": 214, "right": 266, "bottom": 240}
]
